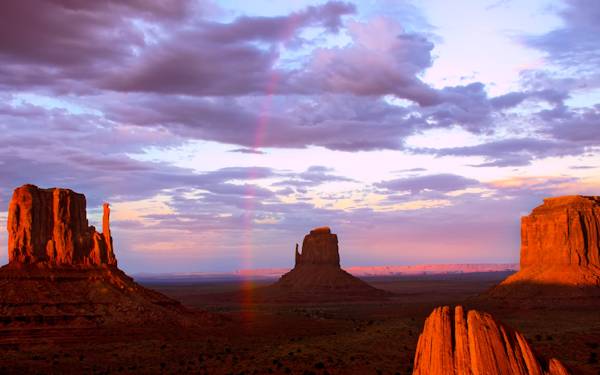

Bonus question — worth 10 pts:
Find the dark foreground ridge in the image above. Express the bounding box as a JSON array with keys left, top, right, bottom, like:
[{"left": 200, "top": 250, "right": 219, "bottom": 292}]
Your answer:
[{"left": 0, "top": 184, "right": 195, "bottom": 328}]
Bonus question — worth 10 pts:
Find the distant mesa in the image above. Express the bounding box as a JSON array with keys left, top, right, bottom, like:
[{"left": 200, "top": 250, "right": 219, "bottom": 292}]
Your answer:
[
  {"left": 230, "top": 263, "right": 518, "bottom": 279},
  {"left": 489, "top": 195, "right": 600, "bottom": 298},
  {"left": 294, "top": 226, "right": 340, "bottom": 267},
  {"left": 412, "top": 305, "right": 571, "bottom": 375},
  {"left": 264, "top": 226, "right": 389, "bottom": 301},
  {"left": 0, "top": 184, "right": 194, "bottom": 327}
]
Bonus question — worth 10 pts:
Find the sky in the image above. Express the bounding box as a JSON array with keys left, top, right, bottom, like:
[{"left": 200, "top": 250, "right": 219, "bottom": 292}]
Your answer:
[{"left": 1, "top": 0, "right": 599, "bottom": 273}]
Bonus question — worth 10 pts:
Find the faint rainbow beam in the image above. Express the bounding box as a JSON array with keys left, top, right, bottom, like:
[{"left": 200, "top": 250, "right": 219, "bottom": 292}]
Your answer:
[{"left": 239, "top": 14, "right": 299, "bottom": 321}]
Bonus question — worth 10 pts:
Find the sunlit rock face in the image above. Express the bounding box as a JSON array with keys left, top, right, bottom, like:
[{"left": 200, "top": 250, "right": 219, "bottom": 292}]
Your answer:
[
  {"left": 412, "top": 306, "right": 571, "bottom": 375},
  {"left": 1, "top": 184, "right": 191, "bottom": 328},
  {"left": 7, "top": 184, "right": 116, "bottom": 267},
  {"left": 490, "top": 196, "right": 600, "bottom": 298},
  {"left": 520, "top": 196, "right": 600, "bottom": 269}
]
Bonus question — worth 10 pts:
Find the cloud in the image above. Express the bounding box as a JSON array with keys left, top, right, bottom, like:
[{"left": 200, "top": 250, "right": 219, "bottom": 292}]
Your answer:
[
  {"left": 422, "top": 138, "right": 587, "bottom": 167},
  {"left": 104, "top": 1, "right": 356, "bottom": 96},
  {"left": 200, "top": 1, "right": 356, "bottom": 42},
  {"left": 485, "top": 176, "right": 582, "bottom": 197},
  {"left": 272, "top": 165, "right": 354, "bottom": 189},
  {"left": 102, "top": 93, "right": 417, "bottom": 151},
  {"left": 289, "top": 17, "right": 437, "bottom": 105},
  {"left": 570, "top": 165, "right": 596, "bottom": 170},
  {"left": 229, "top": 148, "right": 265, "bottom": 154},
  {"left": 524, "top": 0, "right": 600, "bottom": 76},
  {"left": 544, "top": 105, "right": 600, "bottom": 142},
  {"left": 393, "top": 167, "right": 427, "bottom": 173},
  {"left": 1, "top": 1, "right": 571, "bottom": 158},
  {"left": 0, "top": 0, "right": 192, "bottom": 92},
  {"left": 375, "top": 174, "right": 480, "bottom": 194}
]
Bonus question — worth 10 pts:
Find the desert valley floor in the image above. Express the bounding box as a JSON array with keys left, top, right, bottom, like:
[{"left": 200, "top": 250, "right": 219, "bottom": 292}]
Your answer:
[{"left": 1, "top": 271, "right": 599, "bottom": 375}]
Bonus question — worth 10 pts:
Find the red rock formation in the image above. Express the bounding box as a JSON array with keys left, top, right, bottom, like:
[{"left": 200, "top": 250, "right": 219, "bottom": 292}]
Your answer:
[
  {"left": 490, "top": 196, "right": 600, "bottom": 297},
  {"left": 413, "top": 306, "right": 571, "bottom": 375},
  {"left": 294, "top": 226, "right": 340, "bottom": 267},
  {"left": 1, "top": 184, "right": 192, "bottom": 327},
  {"left": 521, "top": 196, "right": 600, "bottom": 269},
  {"left": 265, "top": 227, "right": 388, "bottom": 301},
  {"left": 7, "top": 184, "right": 116, "bottom": 267}
]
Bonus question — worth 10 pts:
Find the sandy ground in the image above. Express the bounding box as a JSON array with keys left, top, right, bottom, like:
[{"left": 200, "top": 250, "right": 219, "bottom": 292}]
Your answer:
[{"left": 0, "top": 271, "right": 599, "bottom": 375}]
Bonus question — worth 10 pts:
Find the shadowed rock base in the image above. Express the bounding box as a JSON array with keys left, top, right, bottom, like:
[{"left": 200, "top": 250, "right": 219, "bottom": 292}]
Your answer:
[
  {"left": 412, "top": 306, "right": 571, "bottom": 375},
  {"left": 0, "top": 263, "right": 190, "bottom": 327}
]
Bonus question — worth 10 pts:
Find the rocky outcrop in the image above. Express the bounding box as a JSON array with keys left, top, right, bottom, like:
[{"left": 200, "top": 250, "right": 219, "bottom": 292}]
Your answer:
[
  {"left": 295, "top": 226, "right": 340, "bottom": 267},
  {"left": 521, "top": 196, "right": 600, "bottom": 269},
  {"left": 7, "top": 184, "right": 116, "bottom": 267},
  {"left": 263, "top": 227, "right": 388, "bottom": 302},
  {"left": 413, "top": 306, "right": 571, "bottom": 375},
  {"left": 0, "top": 184, "right": 192, "bottom": 327},
  {"left": 489, "top": 196, "right": 600, "bottom": 298}
]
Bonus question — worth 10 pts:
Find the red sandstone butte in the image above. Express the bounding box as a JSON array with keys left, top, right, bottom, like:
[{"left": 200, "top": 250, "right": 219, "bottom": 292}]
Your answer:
[
  {"left": 294, "top": 226, "right": 340, "bottom": 267},
  {"left": 0, "top": 184, "right": 192, "bottom": 327},
  {"left": 8, "top": 184, "right": 116, "bottom": 267},
  {"left": 490, "top": 195, "right": 600, "bottom": 298},
  {"left": 412, "top": 306, "right": 571, "bottom": 375},
  {"left": 267, "top": 227, "right": 388, "bottom": 301}
]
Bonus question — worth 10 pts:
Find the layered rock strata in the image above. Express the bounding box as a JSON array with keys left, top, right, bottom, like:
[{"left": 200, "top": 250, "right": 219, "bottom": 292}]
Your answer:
[
  {"left": 412, "top": 306, "right": 571, "bottom": 375},
  {"left": 489, "top": 196, "right": 600, "bottom": 298},
  {"left": 0, "top": 184, "right": 191, "bottom": 327},
  {"left": 8, "top": 184, "right": 116, "bottom": 266}
]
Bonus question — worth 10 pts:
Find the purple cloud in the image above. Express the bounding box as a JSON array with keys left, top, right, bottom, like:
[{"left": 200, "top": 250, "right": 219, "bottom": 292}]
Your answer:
[
  {"left": 104, "top": 2, "right": 355, "bottom": 96},
  {"left": 272, "top": 166, "right": 354, "bottom": 189},
  {"left": 375, "top": 174, "right": 480, "bottom": 194},
  {"left": 282, "top": 17, "right": 440, "bottom": 105},
  {"left": 544, "top": 105, "right": 600, "bottom": 142},
  {"left": 0, "top": 0, "right": 192, "bottom": 92},
  {"left": 229, "top": 148, "right": 266, "bottom": 155},
  {"left": 420, "top": 137, "right": 588, "bottom": 167},
  {"left": 525, "top": 0, "right": 600, "bottom": 75}
]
